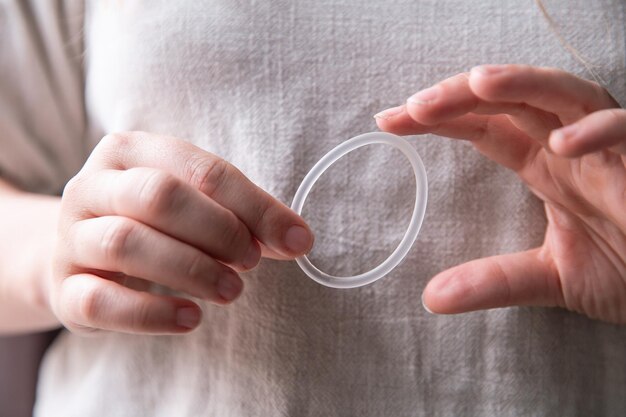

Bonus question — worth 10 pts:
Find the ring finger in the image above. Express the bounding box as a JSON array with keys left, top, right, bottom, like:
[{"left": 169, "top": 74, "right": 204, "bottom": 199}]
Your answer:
[
  {"left": 66, "top": 216, "right": 244, "bottom": 304},
  {"left": 64, "top": 167, "right": 261, "bottom": 271}
]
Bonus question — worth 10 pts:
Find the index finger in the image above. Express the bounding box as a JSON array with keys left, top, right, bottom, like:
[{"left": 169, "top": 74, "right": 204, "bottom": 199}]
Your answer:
[
  {"left": 469, "top": 65, "right": 619, "bottom": 124},
  {"left": 83, "top": 131, "right": 314, "bottom": 257}
]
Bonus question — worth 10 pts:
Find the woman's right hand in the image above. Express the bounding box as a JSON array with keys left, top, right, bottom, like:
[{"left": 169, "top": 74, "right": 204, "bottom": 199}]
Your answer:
[{"left": 51, "top": 131, "right": 313, "bottom": 335}]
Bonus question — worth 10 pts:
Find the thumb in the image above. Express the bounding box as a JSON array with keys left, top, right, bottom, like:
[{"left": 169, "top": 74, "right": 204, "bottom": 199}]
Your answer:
[{"left": 422, "top": 248, "right": 563, "bottom": 314}]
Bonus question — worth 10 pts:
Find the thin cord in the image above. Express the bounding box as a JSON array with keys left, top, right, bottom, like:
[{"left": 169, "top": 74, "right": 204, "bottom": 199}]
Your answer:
[{"left": 534, "top": 0, "right": 605, "bottom": 85}]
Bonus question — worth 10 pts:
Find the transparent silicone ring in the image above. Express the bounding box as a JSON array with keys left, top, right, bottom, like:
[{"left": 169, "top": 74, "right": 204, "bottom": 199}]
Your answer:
[{"left": 291, "top": 132, "right": 428, "bottom": 289}]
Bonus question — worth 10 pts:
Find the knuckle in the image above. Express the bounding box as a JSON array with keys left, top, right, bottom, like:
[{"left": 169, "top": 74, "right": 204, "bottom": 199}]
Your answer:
[
  {"left": 137, "top": 171, "right": 182, "bottom": 216},
  {"left": 187, "top": 156, "right": 230, "bottom": 196},
  {"left": 77, "top": 284, "right": 106, "bottom": 324},
  {"left": 185, "top": 252, "right": 209, "bottom": 281},
  {"left": 129, "top": 298, "right": 153, "bottom": 331},
  {"left": 218, "top": 214, "right": 250, "bottom": 261},
  {"left": 444, "top": 72, "right": 470, "bottom": 88},
  {"left": 60, "top": 176, "right": 92, "bottom": 227},
  {"left": 98, "top": 132, "right": 133, "bottom": 153},
  {"left": 62, "top": 175, "right": 84, "bottom": 200},
  {"left": 468, "top": 118, "right": 490, "bottom": 142},
  {"left": 249, "top": 197, "right": 274, "bottom": 235},
  {"left": 101, "top": 218, "right": 136, "bottom": 264},
  {"left": 183, "top": 253, "right": 219, "bottom": 297},
  {"left": 90, "top": 132, "right": 139, "bottom": 170}
]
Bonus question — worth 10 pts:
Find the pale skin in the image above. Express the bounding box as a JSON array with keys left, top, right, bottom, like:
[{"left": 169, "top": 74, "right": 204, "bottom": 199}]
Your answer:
[
  {"left": 376, "top": 64, "right": 626, "bottom": 323},
  {"left": 0, "top": 133, "right": 315, "bottom": 335},
  {"left": 0, "top": 64, "right": 624, "bottom": 336}
]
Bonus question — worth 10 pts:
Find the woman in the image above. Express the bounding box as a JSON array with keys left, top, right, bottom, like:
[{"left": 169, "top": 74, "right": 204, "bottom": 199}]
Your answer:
[{"left": 1, "top": 0, "right": 625, "bottom": 415}]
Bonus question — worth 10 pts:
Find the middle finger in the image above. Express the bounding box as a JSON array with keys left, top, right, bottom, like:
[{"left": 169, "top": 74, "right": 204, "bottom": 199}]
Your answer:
[
  {"left": 68, "top": 216, "right": 244, "bottom": 303},
  {"left": 405, "top": 72, "right": 562, "bottom": 142},
  {"left": 66, "top": 167, "right": 261, "bottom": 271}
]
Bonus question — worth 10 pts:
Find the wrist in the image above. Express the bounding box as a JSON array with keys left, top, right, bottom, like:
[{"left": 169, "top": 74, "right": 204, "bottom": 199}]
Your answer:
[{"left": 0, "top": 187, "right": 62, "bottom": 333}]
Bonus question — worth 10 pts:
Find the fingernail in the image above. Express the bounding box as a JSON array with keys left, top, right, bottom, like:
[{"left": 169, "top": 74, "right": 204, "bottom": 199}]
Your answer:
[
  {"left": 472, "top": 65, "right": 504, "bottom": 75},
  {"left": 374, "top": 105, "right": 404, "bottom": 120},
  {"left": 421, "top": 293, "right": 434, "bottom": 314},
  {"left": 176, "top": 307, "right": 201, "bottom": 329},
  {"left": 407, "top": 86, "right": 439, "bottom": 105},
  {"left": 284, "top": 225, "right": 313, "bottom": 254},
  {"left": 217, "top": 273, "right": 242, "bottom": 301},
  {"left": 243, "top": 242, "right": 261, "bottom": 269}
]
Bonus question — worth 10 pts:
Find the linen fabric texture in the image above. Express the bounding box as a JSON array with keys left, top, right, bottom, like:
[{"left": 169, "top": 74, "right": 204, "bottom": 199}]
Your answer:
[{"left": 0, "top": 0, "right": 625, "bottom": 416}]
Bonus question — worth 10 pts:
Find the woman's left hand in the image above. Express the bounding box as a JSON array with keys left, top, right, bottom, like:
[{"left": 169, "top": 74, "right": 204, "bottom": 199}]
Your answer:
[{"left": 375, "top": 64, "right": 626, "bottom": 323}]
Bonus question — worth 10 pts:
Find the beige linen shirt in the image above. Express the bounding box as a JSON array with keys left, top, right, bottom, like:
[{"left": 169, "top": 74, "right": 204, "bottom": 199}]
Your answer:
[{"left": 0, "top": 0, "right": 625, "bottom": 416}]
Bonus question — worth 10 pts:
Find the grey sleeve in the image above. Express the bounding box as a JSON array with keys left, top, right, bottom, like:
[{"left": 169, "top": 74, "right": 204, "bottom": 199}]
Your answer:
[{"left": 0, "top": 0, "right": 86, "bottom": 194}]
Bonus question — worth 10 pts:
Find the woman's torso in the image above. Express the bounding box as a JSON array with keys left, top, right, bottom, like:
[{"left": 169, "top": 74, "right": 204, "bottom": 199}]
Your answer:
[{"left": 34, "top": 1, "right": 626, "bottom": 416}]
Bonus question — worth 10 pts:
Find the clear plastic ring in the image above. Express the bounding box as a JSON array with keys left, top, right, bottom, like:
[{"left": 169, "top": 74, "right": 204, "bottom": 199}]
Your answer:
[{"left": 291, "top": 132, "right": 428, "bottom": 288}]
